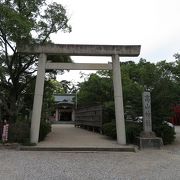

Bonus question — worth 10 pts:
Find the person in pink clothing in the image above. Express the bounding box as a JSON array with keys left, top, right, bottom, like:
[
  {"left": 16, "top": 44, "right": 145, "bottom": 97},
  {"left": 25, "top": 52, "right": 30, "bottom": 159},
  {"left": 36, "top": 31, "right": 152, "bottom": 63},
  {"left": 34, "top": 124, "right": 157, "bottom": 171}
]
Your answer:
[{"left": 2, "top": 120, "right": 9, "bottom": 144}]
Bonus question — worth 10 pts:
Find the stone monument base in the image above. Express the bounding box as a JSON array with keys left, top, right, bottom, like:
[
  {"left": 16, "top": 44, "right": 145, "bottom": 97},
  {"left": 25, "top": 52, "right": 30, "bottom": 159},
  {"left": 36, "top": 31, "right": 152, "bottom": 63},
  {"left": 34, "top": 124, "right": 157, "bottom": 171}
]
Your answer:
[{"left": 136, "top": 132, "right": 163, "bottom": 149}]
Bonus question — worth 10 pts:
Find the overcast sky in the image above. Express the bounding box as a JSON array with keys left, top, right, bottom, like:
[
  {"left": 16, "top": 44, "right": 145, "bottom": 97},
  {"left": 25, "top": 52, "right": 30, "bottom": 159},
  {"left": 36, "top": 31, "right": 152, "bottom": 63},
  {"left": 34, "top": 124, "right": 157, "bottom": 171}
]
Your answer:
[{"left": 49, "top": 0, "right": 180, "bottom": 82}]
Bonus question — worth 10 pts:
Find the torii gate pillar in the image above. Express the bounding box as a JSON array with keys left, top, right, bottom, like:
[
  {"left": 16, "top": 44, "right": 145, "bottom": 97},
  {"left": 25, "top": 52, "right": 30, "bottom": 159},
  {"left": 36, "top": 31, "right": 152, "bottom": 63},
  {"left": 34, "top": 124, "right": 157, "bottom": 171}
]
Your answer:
[
  {"left": 112, "top": 54, "right": 126, "bottom": 144},
  {"left": 30, "top": 53, "right": 47, "bottom": 143}
]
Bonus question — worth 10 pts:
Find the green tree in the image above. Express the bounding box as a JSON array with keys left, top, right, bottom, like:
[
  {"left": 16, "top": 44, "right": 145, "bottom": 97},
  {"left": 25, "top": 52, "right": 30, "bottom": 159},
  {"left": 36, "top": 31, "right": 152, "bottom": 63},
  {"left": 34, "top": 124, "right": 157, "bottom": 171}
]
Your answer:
[
  {"left": 0, "top": 0, "right": 71, "bottom": 122},
  {"left": 77, "top": 59, "right": 180, "bottom": 124},
  {"left": 41, "top": 79, "right": 65, "bottom": 121},
  {"left": 77, "top": 72, "right": 113, "bottom": 106},
  {"left": 151, "top": 60, "right": 179, "bottom": 125},
  {"left": 77, "top": 59, "right": 179, "bottom": 144},
  {"left": 60, "top": 80, "right": 77, "bottom": 94},
  {"left": 121, "top": 61, "right": 143, "bottom": 118},
  {"left": 173, "top": 53, "right": 180, "bottom": 85}
]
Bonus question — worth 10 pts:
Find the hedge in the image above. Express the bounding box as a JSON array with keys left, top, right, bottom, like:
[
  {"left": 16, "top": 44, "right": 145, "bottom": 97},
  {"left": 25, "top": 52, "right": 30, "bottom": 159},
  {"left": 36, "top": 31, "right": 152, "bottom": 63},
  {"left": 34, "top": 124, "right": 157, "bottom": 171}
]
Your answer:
[
  {"left": 7, "top": 120, "right": 51, "bottom": 144},
  {"left": 102, "top": 121, "right": 175, "bottom": 145}
]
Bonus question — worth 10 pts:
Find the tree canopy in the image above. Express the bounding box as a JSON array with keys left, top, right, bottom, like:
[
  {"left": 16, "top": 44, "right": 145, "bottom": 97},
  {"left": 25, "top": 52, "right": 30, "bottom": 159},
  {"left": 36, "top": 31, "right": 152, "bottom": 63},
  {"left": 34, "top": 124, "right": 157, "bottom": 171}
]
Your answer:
[
  {"left": 0, "top": 0, "right": 71, "bottom": 122},
  {"left": 77, "top": 58, "right": 180, "bottom": 124}
]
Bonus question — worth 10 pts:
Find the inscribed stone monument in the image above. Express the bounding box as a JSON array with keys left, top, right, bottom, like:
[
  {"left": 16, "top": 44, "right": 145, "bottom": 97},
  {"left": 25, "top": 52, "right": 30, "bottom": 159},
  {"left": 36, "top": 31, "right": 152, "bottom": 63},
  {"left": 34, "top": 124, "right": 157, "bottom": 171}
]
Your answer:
[
  {"left": 137, "top": 91, "right": 163, "bottom": 149},
  {"left": 142, "top": 92, "right": 153, "bottom": 135}
]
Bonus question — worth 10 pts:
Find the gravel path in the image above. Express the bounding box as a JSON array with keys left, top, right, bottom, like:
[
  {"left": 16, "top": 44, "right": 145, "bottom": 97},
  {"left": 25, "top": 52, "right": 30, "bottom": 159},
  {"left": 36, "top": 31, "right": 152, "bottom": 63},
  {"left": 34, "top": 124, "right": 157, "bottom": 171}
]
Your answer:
[
  {"left": 0, "top": 127, "right": 179, "bottom": 180},
  {"left": 37, "top": 124, "right": 124, "bottom": 148}
]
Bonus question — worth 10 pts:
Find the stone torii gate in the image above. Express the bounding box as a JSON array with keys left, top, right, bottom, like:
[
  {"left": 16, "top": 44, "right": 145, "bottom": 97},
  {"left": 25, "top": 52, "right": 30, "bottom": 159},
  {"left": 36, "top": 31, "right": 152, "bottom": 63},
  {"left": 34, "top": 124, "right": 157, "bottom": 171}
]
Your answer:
[{"left": 18, "top": 44, "right": 141, "bottom": 145}]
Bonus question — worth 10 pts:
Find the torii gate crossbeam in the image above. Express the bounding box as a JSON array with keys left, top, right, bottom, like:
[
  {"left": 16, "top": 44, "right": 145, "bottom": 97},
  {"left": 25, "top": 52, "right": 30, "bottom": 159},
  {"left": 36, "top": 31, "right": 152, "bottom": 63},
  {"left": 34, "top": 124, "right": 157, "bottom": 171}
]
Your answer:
[{"left": 18, "top": 44, "right": 141, "bottom": 145}]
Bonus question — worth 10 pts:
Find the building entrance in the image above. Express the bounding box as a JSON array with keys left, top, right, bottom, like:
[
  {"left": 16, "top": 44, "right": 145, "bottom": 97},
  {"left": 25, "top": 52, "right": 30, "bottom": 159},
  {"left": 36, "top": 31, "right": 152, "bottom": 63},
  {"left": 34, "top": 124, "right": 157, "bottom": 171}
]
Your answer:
[{"left": 60, "top": 112, "right": 72, "bottom": 121}]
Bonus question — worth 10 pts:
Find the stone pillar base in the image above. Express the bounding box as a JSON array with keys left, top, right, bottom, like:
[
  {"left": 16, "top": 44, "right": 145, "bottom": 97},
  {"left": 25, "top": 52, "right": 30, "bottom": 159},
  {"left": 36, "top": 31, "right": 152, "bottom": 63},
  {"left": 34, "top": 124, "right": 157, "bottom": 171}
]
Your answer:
[
  {"left": 136, "top": 136, "right": 163, "bottom": 149},
  {"left": 136, "top": 131, "right": 163, "bottom": 149},
  {"left": 140, "top": 131, "right": 156, "bottom": 138}
]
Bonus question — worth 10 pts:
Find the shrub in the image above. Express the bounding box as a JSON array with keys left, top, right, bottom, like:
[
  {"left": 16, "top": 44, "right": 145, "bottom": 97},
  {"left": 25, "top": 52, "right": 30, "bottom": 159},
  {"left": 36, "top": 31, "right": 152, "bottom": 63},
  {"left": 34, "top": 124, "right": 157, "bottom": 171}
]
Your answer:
[
  {"left": 103, "top": 102, "right": 115, "bottom": 124},
  {"left": 125, "top": 122, "right": 143, "bottom": 144},
  {"left": 39, "top": 120, "right": 51, "bottom": 142},
  {"left": 102, "top": 121, "right": 143, "bottom": 144},
  {"left": 8, "top": 119, "right": 51, "bottom": 144},
  {"left": 101, "top": 118, "right": 175, "bottom": 145},
  {"left": 153, "top": 123, "right": 175, "bottom": 145},
  {"left": 102, "top": 121, "right": 116, "bottom": 139},
  {"left": 8, "top": 121, "right": 30, "bottom": 144}
]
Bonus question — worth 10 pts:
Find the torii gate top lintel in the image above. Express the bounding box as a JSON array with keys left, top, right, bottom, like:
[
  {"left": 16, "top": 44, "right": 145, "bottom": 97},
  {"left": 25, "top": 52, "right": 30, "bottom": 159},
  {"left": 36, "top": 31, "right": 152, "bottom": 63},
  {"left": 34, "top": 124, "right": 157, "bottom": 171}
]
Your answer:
[{"left": 17, "top": 44, "right": 141, "bottom": 57}]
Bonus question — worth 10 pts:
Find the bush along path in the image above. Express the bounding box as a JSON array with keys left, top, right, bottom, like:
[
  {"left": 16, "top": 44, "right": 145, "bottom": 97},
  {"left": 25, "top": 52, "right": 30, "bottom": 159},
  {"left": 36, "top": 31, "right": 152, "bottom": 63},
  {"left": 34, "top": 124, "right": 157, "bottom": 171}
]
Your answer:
[
  {"left": 0, "top": 119, "right": 51, "bottom": 146},
  {"left": 102, "top": 121, "right": 175, "bottom": 145}
]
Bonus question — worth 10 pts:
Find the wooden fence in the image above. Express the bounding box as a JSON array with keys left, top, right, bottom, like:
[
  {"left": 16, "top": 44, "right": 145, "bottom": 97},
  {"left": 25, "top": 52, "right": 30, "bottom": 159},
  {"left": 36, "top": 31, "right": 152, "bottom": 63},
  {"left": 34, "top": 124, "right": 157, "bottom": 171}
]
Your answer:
[{"left": 75, "top": 105, "right": 103, "bottom": 132}]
